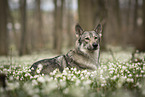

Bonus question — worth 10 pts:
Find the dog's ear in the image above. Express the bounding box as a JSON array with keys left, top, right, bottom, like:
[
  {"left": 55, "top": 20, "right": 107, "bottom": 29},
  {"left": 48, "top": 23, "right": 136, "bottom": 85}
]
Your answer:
[
  {"left": 75, "top": 24, "right": 84, "bottom": 37},
  {"left": 94, "top": 24, "right": 102, "bottom": 37}
]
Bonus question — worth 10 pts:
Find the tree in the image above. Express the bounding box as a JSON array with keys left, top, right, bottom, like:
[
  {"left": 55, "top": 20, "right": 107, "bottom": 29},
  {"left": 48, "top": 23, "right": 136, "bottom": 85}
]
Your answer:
[
  {"left": 78, "top": 0, "right": 106, "bottom": 30},
  {"left": 78, "top": 0, "right": 94, "bottom": 30},
  {"left": 19, "top": 0, "right": 30, "bottom": 56},
  {"left": 133, "top": 0, "right": 138, "bottom": 31},
  {"left": 142, "top": 0, "right": 145, "bottom": 51},
  {"left": 0, "top": 0, "right": 9, "bottom": 55},
  {"left": 104, "top": 0, "right": 122, "bottom": 45},
  {"left": 53, "top": 0, "right": 64, "bottom": 54},
  {"left": 35, "top": 0, "right": 44, "bottom": 49},
  {"left": 66, "top": 0, "right": 74, "bottom": 47}
]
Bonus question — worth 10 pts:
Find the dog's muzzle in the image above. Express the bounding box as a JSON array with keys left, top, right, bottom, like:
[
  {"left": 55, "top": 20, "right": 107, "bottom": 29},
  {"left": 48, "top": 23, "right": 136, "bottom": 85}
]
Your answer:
[
  {"left": 92, "top": 43, "right": 98, "bottom": 49},
  {"left": 87, "top": 43, "right": 98, "bottom": 51}
]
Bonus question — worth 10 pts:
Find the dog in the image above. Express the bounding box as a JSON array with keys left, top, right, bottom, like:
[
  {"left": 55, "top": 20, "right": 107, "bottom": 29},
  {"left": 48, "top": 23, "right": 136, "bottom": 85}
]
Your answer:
[{"left": 30, "top": 24, "right": 102, "bottom": 75}]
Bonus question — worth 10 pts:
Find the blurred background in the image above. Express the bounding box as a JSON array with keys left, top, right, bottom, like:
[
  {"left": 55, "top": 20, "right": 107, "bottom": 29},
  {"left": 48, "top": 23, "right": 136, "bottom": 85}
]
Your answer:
[{"left": 0, "top": 0, "right": 145, "bottom": 56}]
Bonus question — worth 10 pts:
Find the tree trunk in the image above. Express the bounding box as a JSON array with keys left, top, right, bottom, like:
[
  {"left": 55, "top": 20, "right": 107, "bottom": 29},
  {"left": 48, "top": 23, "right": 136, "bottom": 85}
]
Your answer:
[
  {"left": 141, "top": 0, "right": 145, "bottom": 51},
  {"left": 66, "top": 0, "right": 74, "bottom": 47},
  {"left": 53, "top": 0, "right": 64, "bottom": 54},
  {"left": 36, "top": 0, "right": 44, "bottom": 49},
  {"left": 104, "top": 0, "right": 122, "bottom": 46},
  {"left": 53, "top": 0, "right": 57, "bottom": 50},
  {"left": 78, "top": 0, "right": 94, "bottom": 30},
  {"left": 8, "top": 2, "right": 19, "bottom": 51},
  {"left": 129, "top": 0, "right": 145, "bottom": 51},
  {"left": 126, "top": 0, "right": 131, "bottom": 27},
  {"left": 19, "top": 0, "right": 29, "bottom": 56},
  {"left": 133, "top": 0, "right": 138, "bottom": 30},
  {"left": 0, "top": 0, "right": 9, "bottom": 55}
]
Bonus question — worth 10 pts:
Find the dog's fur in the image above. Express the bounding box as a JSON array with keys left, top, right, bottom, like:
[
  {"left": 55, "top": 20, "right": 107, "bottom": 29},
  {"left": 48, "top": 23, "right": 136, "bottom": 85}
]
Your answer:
[{"left": 30, "top": 24, "right": 102, "bottom": 75}]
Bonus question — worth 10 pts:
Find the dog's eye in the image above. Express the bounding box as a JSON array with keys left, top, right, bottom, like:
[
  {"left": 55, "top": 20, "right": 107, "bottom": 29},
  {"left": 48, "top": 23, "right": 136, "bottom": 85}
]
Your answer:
[
  {"left": 85, "top": 37, "right": 89, "bottom": 40},
  {"left": 94, "top": 37, "right": 98, "bottom": 39}
]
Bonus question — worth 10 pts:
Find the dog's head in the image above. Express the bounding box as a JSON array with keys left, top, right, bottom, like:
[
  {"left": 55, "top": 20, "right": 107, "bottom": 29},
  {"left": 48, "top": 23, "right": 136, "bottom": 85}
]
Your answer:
[{"left": 75, "top": 24, "right": 102, "bottom": 52}]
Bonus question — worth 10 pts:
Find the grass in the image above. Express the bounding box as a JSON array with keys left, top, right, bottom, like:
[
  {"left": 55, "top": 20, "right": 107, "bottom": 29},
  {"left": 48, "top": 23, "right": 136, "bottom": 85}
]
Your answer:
[{"left": 0, "top": 48, "right": 145, "bottom": 97}]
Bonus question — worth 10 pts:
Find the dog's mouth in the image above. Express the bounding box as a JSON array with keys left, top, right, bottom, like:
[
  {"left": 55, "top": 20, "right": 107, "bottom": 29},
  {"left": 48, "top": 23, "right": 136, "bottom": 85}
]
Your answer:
[
  {"left": 87, "top": 46, "right": 98, "bottom": 51},
  {"left": 87, "top": 43, "right": 99, "bottom": 51}
]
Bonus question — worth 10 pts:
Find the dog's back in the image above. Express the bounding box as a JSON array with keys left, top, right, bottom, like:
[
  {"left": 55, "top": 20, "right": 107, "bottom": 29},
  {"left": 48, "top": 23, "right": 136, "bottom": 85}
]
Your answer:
[{"left": 30, "top": 55, "right": 67, "bottom": 75}]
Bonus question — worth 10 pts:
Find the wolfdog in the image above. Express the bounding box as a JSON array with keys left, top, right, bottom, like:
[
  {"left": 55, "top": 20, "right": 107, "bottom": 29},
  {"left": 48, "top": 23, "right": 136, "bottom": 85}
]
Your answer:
[{"left": 30, "top": 24, "right": 102, "bottom": 75}]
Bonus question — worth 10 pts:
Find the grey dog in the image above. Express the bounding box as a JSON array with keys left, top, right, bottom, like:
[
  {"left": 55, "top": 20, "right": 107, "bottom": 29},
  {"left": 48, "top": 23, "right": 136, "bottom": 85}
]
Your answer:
[{"left": 30, "top": 24, "right": 102, "bottom": 75}]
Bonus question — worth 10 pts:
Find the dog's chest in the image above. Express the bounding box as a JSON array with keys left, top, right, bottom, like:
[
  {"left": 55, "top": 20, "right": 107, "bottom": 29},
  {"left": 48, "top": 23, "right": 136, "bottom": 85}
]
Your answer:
[{"left": 73, "top": 52, "right": 98, "bottom": 70}]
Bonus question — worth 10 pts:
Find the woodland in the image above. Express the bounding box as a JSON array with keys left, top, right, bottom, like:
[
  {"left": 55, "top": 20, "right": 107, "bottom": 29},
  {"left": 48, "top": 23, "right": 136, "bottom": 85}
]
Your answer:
[{"left": 0, "top": 0, "right": 145, "bottom": 56}]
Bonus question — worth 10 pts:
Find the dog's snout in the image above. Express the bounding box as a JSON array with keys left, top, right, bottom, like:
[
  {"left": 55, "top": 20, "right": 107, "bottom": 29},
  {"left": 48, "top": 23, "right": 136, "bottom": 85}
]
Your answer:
[{"left": 92, "top": 43, "right": 98, "bottom": 48}]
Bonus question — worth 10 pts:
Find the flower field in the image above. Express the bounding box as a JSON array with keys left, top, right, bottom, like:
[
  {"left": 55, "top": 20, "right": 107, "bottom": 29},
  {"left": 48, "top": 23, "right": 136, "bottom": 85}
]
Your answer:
[{"left": 0, "top": 49, "right": 145, "bottom": 97}]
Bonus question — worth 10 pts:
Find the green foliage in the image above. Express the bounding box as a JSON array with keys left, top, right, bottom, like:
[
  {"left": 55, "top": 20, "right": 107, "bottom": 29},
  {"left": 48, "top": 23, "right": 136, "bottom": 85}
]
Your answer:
[{"left": 0, "top": 50, "right": 145, "bottom": 97}]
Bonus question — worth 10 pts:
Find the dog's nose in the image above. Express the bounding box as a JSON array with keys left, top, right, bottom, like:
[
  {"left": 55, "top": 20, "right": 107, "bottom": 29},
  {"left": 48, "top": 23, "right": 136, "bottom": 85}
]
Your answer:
[{"left": 92, "top": 43, "right": 98, "bottom": 48}]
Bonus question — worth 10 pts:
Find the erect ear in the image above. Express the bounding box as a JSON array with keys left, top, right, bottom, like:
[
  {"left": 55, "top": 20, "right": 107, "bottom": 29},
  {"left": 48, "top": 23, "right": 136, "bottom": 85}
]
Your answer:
[
  {"left": 94, "top": 24, "right": 102, "bottom": 37},
  {"left": 75, "top": 24, "right": 84, "bottom": 37}
]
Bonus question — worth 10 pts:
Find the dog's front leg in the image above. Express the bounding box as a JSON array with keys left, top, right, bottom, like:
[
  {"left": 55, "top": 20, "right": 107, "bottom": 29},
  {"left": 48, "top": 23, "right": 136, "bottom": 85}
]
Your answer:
[{"left": 96, "top": 46, "right": 100, "bottom": 67}]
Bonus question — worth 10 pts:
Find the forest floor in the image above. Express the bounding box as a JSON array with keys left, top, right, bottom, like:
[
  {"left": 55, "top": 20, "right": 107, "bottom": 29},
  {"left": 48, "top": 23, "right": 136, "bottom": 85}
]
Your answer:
[{"left": 0, "top": 47, "right": 145, "bottom": 97}]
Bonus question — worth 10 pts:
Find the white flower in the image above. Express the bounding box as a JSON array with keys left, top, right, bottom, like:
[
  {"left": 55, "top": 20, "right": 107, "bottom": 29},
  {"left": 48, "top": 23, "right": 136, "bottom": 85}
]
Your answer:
[
  {"left": 100, "top": 69, "right": 103, "bottom": 74},
  {"left": 82, "top": 70, "right": 87, "bottom": 74},
  {"left": 38, "top": 64, "right": 43, "bottom": 70},
  {"left": 28, "top": 69, "right": 31, "bottom": 72},
  {"left": 127, "top": 71, "right": 130, "bottom": 73},
  {"left": 50, "top": 69, "right": 57, "bottom": 75},
  {"left": 122, "top": 66, "right": 127, "bottom": 70},
  {"left": 71, "top": 68, "right": 74, "bottom": 70},
  {"left": 13, "top": 72, "right": 15, "bottom": 75},
  {"left": 59, "top": 81, "right": 66, "bottom": 88},
  {"left": 41, "top": 81, "right": 57, "bottom": 95},
  {"left": 36, "top": 69, "right": 40, "bottom": 74},
  {"left": 75, "top": 79, "right": 81, "bottom": 86},
  {"left": 87, "top": 72, "right": 91, "bottom": 75},
  {"left": 81, "top": 77, "right": 84, "bottom": 80},
  {"left": 25, "top": 73, "right": 28, "bottom": 77},
  {"left": 63, "top": 88, "right": 69, "bottom": 94},
  {"left": 56, "top": 74, "right": 62, "bottom": 78},
  {"left": 127, "top": 78, "right": 134, "bottom": 83},
  {"left": 74, "top": 68, "right": 77, "bottom": 71},
  {"left": 136, "top": 74, "right": 139, "bottom": 77},
  {"left": 72, "top": 75, "right": 76, "bottom": 80},
  {"left": 65, "top": 67, "right": 69, "bottom": 70},
  {"left": 101, "top": 84, "right": 105, "bottom": 87},
  {"left": 37, "top": 76, "right": 45, "bottom": 83},
  {"left": 136, "top": 82, "right": 142, "bottom": 88},
  {"left": 117, "top": 83, "right": 122, "bottom": 88},
  {"left": 62, "top": 70, "right": 67, "bottom": 75},
  {"left": 76, "top": 70, "right": 81, "bottom": 74},
  {"left": 23, "top": 82, "right": 40, "bottom": 96},
  {"left": 16, "top": 76, "right": 19, "bottom": 80},
  {"left": 111, "top": 76, "right": 117, "bottom": 80},
  {"left": 83, "top": 80, "right": 92, "bottom": 85},
  {"left": 0, "top": 66, "right": 4, "bottom": 68},
  {"left": 6, "top": 82, "right": 20, "bottom": 91},
  {"left": 109, "top": 70, "right": 114, "bottom": 74},
  {"left": 128, "top": 74, "right": 132, "bottom": 77},
  {"left": 9, "top": 76, "right": 13, "bottom": 81},
  {"left": 31, "top": 67, "right": 34, "bottom": 70},
  {"left": 32, "top": 94, "right": 40, "bottom": 97},
  {"left": 121, "top": 76, "right": 127, "bottom": 80},
  {"left": 32, "top": 80, "right": 38, "bottom": 86},
  {"left": 30, "top": 76, "right": 34, "bottom": 79},
  {"left": 141, "top": 70, "right": 144, "bottom": 73},
  {"left": 138, "top": 74, "right": 141, "bottom": 77}
]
